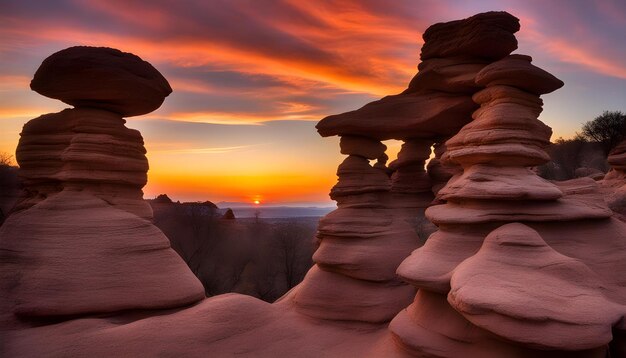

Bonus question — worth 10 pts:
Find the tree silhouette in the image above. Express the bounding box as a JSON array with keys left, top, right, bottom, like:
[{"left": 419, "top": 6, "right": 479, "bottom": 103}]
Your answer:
[
  {"left": 581, "top": 111, "right": 626, "bottom": 156},
  {"left": 0, "top": 152, "right": 13, "bottom": 166}
]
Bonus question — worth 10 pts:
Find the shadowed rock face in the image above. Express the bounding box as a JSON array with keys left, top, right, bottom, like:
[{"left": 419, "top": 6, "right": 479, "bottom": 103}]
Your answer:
[
  {"left": 420, "top": 11, "right": 520, "bottom": 60},
  {"left": 31, "top": 46, "right": 172, "bottom": 117}
]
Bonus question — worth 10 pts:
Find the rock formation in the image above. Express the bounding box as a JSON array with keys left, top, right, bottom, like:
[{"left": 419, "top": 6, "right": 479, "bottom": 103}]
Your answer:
[
  {"left": 390, "top": 46, "right": 626, "bottom": 357},
  {"left": 291, "top": 135, "right": 418, "bottom": 323},
  {"left": 3, "top": 11, "right": 626, "bottom": 358},
  {"left": 0, "top": 46, "right": 204, "bottom": 329},
  {"left": 295, "top": 12, "right": 524, "bottom": 324}
]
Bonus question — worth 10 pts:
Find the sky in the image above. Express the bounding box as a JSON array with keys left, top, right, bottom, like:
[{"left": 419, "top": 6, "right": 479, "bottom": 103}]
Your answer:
[{"left": 1, "top": 0, "right": 625, "bottom": 205}]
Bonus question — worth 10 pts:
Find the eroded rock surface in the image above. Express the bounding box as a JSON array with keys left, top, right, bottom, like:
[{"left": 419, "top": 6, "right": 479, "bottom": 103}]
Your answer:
[
  {"left": 1, "top": 46, "right": 204, "bottom": 334},
  {"left": 3, "top": 11, "right": 626, "bottom": 358}
]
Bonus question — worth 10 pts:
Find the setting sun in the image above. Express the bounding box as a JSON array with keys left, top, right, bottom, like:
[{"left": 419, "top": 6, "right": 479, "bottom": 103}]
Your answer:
[{"left": 254, "top": 200, "right": 260, "bottom": 205}]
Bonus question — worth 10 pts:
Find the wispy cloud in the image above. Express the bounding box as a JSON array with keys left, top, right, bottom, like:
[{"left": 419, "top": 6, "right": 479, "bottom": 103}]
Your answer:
[
  {"left": 145, "top": 110, "right": 324, "bottom": 125},
  {"left": 152, "top": 145, "right": 252, "bottom": 154}
]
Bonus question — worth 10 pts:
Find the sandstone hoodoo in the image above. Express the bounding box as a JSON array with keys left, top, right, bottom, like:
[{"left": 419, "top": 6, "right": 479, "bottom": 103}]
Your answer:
[
  {"left": 391, "top": 48, "right": 626, "bottom": 357},
  {"left": 292, "top": 12, "right": 525, "bottom": 324},
  {"left": 30, "top": 46, "right": 172, "bottom": 117},
  {"left": 3, "top": 11, "right": 626, "bottom": 358},
  {"left": 1, "top": 46, "right": 203, "bottom": 327},
  {"left": 317, "top": 11, "right": 522, "bottom": 213},
  {"left": 291, "top": 133, "right": 418, "bottom": 323}
]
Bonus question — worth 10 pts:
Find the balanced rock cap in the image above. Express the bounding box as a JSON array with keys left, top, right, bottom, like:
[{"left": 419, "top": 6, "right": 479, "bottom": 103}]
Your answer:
[
  {"left": 421, "top": 11, "right": 520, "bottom": 60},
  {"left": 31, "top": 46, "right": 172, "bottom": 117},
  {"left": 316, "top": 93, "right": 476, "bottom": 140},
  {"left": 475, "top": 54, "right": 564, "bottom": 95}
]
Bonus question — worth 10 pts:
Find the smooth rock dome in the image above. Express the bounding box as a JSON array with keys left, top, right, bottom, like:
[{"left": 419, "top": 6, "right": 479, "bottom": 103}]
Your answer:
[{"left": 30, "top": 46, "right": 172, "bottom": 117}]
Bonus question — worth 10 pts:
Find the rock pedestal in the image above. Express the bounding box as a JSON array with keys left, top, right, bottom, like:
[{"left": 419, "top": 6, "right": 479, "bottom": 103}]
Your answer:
[
  {"left": 390, "top": 53, "right": 626, "bottom": 357},
  {"left": 298, "top": 11, "right": 525, "bottom": 325},
  {"left": 292, "top": 135, "right": 418, "bottom": 322},
  {"left": 0, "top": 47, "right": 204, "bottom": 329}
]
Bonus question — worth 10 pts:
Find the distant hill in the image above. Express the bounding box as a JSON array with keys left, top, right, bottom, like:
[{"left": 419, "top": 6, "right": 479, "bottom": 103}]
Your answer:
[
  {"left": 227, "top": 206, "right": 335, "bottom": 218},
  {"left": 146, "top": 195, "right": 335, "bottom": 219}
]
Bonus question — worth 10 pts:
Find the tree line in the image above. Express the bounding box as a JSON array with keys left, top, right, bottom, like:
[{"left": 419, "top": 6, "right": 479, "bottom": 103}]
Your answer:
[{"left": 538, "top": 110, "right": 626, "bottom": 180}]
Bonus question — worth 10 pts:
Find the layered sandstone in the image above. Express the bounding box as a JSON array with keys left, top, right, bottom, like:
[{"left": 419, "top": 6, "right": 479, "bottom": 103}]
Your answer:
[
  {"left": 294, "top": 12, "right": 524, "bottom": 324},
  {"left": 4, "top": 11, "right": 626, "bottom": 358},
  {"left": 292, "top": 135, "right": 418, "bottom": 323},
  {"left": 0, "top": 47, "right": 204, "bottom": 329},
  {"left": 391, "top": 53, "right": 626, "bottom": 357}
]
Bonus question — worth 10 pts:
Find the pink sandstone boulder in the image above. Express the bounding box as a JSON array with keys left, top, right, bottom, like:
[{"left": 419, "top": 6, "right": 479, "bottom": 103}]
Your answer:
[
  {"left": 31, "top": 46, "right": 172, "bottom": 117},
  {"left": 449, "top": 223, "right": 624, "bottom": 350}
]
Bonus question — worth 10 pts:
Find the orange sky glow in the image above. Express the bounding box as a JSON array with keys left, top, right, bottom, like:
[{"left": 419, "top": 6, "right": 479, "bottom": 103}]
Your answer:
[{"left": 1, "top": 0, "right": 625, "bottom": 204}]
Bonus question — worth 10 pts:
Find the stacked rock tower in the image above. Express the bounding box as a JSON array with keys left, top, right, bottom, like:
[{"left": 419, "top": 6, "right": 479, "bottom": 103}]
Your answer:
[
  {"left": 0, "top": 47, "right": 204, "bottom": 328},
  {"left": 292, "top": 11, "right": 522, "bottom": 324},
  {"left": 391, "top": 33, "right": 626, "bottom": 358},
  {"left": 291, "top": 135, "right": 418, "bottom": 322}
]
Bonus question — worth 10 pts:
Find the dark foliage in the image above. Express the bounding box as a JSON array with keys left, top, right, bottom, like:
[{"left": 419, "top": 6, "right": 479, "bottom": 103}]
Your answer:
[
  {"left": 538, "top": 138, "right": 608, "bottom": 180},
  {"left": 580, "top": 110, "right": 626, "bottom": 156},
  {"left": 0, "top": 153, "right": 20, "bottom": 226},
  {"left": 150, "top": 200, "right": 316, "bottom": 302}
]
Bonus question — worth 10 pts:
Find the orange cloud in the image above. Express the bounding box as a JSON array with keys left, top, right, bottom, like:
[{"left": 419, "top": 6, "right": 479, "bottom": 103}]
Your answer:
[
  {"left": 1, "top": 3, "right": 414, "bottom": 98},
  {"left": 148, "top": 110, "right": 322, "bottom": 125}
]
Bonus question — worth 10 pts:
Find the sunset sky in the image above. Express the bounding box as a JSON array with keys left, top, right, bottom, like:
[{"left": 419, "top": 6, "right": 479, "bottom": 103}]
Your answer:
[{"left": 1, "top": 0, "right": 625, "bottom": 205}]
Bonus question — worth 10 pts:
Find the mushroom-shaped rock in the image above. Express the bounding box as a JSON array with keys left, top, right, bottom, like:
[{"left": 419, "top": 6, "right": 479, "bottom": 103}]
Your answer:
[
  {"left": 316, "top": 93, "right": 476, "bottom": 140},
  {"left": 339, "top": 135, "right": 387, "bottom": 159},
  {"left": 475, "top": 55, "right": 564, "bottom": 95},
  {"left": 31, "top": 46, "right": 172, "bottom": 117},
  {"left": 420, "top": 11, "right": 520, "bottom": 60},
  {"left": 448, "top": 223, "right": 623, "bottom": 350}
]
